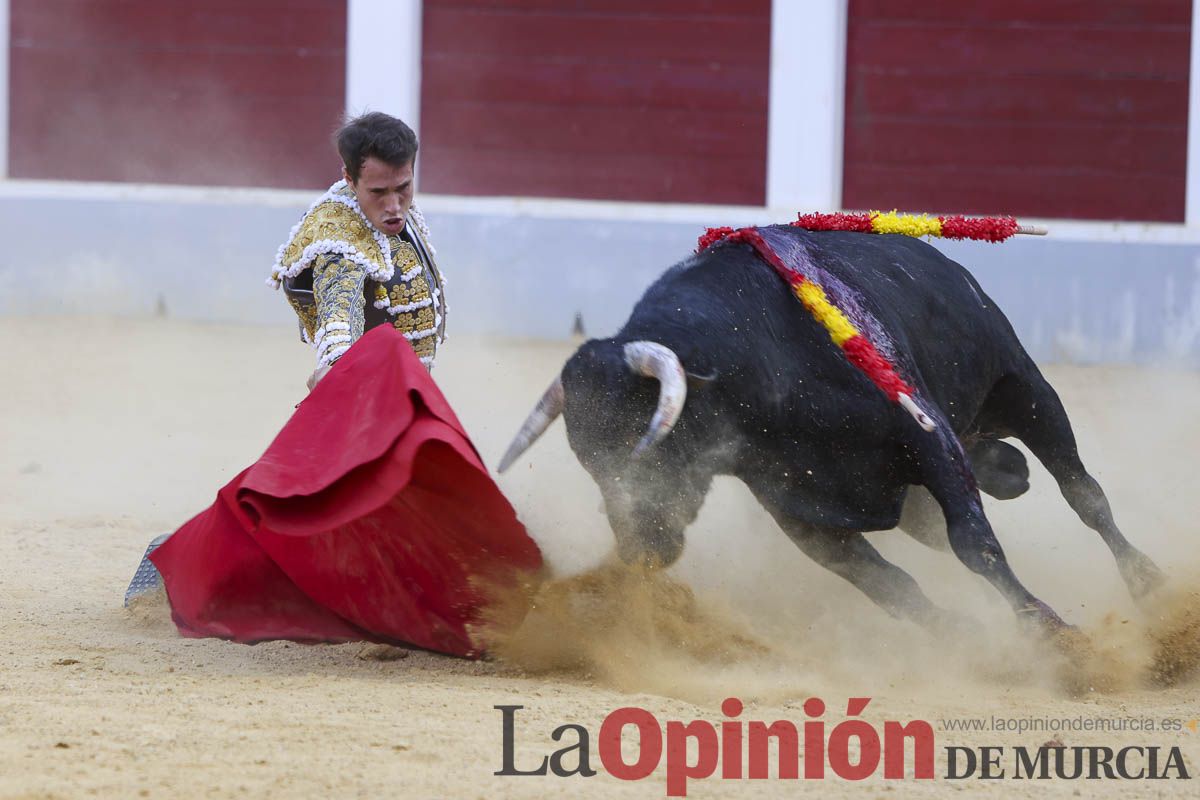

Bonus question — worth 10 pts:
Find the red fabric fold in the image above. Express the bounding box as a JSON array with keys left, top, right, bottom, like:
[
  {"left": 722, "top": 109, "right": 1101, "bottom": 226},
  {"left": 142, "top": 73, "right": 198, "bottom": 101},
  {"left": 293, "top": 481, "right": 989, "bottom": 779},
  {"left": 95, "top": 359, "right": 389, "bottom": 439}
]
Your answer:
[{"left": 150, "top": 325, "right": 542, "bottom": 656}]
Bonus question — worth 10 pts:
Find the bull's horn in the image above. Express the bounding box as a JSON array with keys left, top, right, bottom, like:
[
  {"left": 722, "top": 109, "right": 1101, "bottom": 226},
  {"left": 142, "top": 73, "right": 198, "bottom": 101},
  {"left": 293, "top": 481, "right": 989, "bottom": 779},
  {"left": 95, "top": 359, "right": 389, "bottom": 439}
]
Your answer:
[
  {"left": 624, "top": 341, "right": 687, "bottom": 458},
  {"left": 498, "top": 377, "right": 565, "bottom": 473}
]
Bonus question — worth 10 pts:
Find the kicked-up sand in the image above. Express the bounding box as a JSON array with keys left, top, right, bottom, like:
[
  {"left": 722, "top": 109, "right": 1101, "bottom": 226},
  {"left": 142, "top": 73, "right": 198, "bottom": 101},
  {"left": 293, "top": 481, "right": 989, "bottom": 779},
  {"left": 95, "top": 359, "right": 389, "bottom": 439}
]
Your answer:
[{"left": 1, "top": 315, "right": 1198, "bottom": 798}]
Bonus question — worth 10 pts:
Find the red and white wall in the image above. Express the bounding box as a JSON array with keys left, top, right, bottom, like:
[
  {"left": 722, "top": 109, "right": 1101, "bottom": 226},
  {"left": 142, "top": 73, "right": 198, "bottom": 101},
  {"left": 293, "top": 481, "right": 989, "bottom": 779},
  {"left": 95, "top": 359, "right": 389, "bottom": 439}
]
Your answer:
[{"left": 1, "top": 0, "right": 1196, "bottom": 223}]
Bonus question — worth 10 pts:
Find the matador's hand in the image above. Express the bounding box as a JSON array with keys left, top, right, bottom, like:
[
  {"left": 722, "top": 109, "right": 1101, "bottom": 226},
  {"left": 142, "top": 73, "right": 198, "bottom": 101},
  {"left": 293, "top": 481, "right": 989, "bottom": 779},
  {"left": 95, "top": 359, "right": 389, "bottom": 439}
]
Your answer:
[{"left": 307, "top": 364, "right": 332, "bottom": 392}]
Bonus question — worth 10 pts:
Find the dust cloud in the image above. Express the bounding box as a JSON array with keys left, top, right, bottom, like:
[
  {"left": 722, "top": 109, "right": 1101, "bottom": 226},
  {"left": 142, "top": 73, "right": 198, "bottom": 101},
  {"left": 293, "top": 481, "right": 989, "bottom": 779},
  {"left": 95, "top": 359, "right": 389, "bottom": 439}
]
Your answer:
[{"left": 461, "top": 339, "right": 1200, "bottom": 705}]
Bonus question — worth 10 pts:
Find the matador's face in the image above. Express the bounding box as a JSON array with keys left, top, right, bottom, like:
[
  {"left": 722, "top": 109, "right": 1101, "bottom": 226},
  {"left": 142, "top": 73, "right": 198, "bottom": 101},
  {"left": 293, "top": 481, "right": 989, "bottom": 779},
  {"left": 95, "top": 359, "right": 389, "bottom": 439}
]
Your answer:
[{"left": 347, "top": 156, "right": 414, "bottom": 236}]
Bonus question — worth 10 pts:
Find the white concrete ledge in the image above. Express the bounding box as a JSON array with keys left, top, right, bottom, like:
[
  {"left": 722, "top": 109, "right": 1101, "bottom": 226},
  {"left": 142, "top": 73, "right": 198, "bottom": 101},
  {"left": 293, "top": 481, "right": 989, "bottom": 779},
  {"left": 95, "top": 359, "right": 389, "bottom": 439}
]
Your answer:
[
  {"left": 3, "top": 178, "right": 1200, "bottom": 244},
  {"left": 0, "top": 178, "right": 316, "bottom": 208}
]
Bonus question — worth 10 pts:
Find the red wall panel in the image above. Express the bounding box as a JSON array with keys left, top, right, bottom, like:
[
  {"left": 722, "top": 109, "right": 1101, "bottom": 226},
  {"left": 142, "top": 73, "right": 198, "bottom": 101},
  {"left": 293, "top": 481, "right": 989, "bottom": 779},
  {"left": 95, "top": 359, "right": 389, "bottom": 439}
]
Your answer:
[
  {"left": 419, "top": 0, "right": 770, "bottom": 205},
  {"left": 843, "top": 0, "right": 1191, "bottom": 222},
  {"left": 9, "top": 0, "right": 346, "bottom": 188}
]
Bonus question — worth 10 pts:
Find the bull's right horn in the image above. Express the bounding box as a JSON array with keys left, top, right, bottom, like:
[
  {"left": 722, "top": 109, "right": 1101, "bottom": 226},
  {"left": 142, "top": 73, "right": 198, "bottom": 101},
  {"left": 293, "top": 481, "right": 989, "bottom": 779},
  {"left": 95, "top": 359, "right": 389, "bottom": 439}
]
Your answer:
[
  {"left": 498, "top": 377, "right": 565, "bottom": 473},
  {"left": 624, "top": 341, "right": 687, "bottom": 458}
]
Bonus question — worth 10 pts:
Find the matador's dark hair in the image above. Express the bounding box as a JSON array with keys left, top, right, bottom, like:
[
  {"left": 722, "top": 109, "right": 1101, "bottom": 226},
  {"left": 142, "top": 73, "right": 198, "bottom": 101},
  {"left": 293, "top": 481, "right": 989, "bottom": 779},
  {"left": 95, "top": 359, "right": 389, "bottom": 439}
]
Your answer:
[{"left": 336, "top": 112, "right": 419, "bottom": 182}]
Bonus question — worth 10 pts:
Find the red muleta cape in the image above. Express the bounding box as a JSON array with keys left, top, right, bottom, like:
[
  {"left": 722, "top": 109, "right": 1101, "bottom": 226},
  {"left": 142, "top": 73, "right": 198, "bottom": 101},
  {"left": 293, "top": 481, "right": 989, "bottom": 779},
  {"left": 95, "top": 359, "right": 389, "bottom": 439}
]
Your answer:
[{"left": 150, "top": 325, "right": 542, "bottom": 656}]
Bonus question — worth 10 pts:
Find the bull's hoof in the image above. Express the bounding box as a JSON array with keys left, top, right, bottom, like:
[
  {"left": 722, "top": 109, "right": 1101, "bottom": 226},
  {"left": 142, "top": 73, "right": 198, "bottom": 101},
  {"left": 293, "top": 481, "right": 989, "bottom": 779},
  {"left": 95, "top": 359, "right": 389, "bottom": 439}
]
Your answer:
[
  {"left": 1118, "top": 550, "right": 1167, "bottom": 605},
  {"left": 1015, "top": 599, "right": 1073, "bottom": 638}
]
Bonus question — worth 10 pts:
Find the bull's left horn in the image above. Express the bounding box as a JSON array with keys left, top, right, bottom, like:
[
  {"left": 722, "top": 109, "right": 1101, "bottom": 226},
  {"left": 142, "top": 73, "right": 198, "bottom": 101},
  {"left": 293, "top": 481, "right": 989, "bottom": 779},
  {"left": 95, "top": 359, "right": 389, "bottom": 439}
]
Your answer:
[
  {"left": 498, "top": 377, "right": 565, "bottom": 473},
  {"left": 624, "top": 341, "right": 687, "bottom": 458}
]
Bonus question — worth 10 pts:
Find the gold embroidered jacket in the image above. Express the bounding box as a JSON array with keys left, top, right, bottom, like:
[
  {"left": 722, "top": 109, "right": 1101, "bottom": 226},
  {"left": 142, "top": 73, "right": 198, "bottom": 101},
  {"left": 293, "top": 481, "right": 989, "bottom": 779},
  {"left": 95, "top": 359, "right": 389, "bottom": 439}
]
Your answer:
[{"left": 269, "top": 181, "right": 446, "bottom": 368}]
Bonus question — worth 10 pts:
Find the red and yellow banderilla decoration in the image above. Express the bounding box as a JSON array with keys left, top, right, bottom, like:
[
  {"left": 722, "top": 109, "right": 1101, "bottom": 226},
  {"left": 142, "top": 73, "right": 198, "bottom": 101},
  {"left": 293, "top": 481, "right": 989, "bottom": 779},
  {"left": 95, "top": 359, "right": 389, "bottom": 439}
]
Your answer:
[
  {"left": 696, "top": 212, "right": 1045, "bottom": 431},
  {"left": 699, "top": 226, "right": 936, "bottom": 431},
  {"left": 792, "top": 210, "right": 1047, "bottom": 242}
]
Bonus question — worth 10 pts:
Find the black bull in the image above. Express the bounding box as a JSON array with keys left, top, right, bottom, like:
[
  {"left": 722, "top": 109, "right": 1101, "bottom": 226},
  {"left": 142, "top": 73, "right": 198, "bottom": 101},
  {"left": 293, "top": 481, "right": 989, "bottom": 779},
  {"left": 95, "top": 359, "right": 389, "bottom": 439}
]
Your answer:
[{"left": 500, "top": 226, "right": 1164, "bottom": 632}]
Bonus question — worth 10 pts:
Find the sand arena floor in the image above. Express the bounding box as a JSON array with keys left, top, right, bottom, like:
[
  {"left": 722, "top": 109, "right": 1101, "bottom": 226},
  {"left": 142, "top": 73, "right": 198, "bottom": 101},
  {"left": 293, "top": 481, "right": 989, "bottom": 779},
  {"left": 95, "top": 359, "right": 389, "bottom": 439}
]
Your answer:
[{"left": 1, "top": 315, "right": 1198, "bottom": 798}]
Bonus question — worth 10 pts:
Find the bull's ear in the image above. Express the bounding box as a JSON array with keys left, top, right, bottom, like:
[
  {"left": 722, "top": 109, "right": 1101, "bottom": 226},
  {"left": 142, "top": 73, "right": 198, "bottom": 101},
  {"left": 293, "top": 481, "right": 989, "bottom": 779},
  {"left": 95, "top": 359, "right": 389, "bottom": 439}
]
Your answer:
[{"left": 686, "top": 368, "right": 719, "bottom": 389}]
